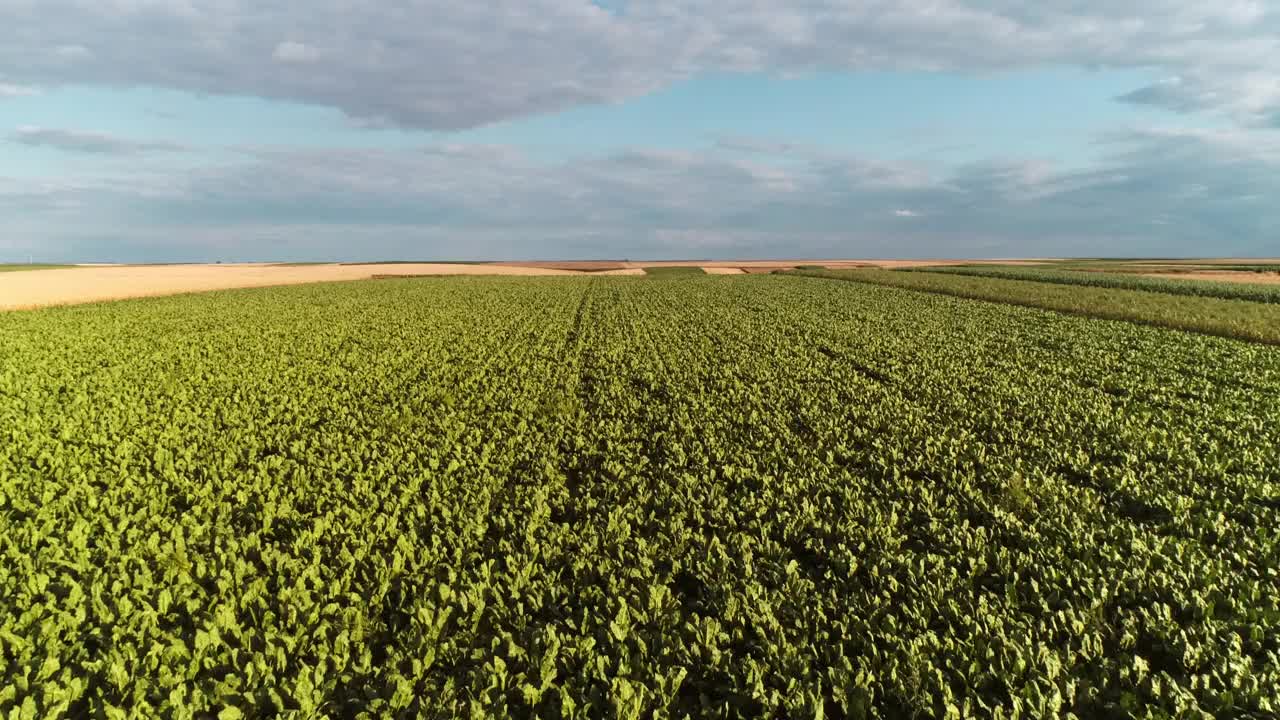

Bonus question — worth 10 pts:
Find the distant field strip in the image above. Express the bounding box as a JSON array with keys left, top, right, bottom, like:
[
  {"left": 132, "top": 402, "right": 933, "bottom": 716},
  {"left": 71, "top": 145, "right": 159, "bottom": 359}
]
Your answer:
[
  {"left": 791, "top": 268, "right": 1280, "bottom": 344},
  {"left": 0, "top": 264, "right": 74, "bottom": 273},
  {"left": 642, "top": 266, "right": 707, "bottom": 276},
  {"left": 0, "top": 263, "right": 634, "bottom": 310},
  {"left": 918, "top": 265, "right": 1280, "bottom": 304}
]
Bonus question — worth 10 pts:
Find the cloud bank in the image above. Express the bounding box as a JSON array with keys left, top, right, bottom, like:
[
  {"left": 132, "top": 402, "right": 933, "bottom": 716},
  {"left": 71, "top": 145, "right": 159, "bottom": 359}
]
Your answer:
[
  {"left": 5, "top": 127, "right": 1276, "bottom": 261},
  {"left": 1, "top": 1, "right": 1276, "bottom": 129},
  {"left": 2, "top": 2, "right": 1275, "bottom": 260}
]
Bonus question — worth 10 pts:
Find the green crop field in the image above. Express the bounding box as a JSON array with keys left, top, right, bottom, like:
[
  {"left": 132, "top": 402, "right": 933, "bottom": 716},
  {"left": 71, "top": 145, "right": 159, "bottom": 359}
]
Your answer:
[
  {"left": 0, "top": 264, "right": 74, "bottom": 273},
  {"left": 3, "top": 276, "right": 1278, "bottom": 718},
  {"left": 791, "top": 268, "right": 1280, "bottom": 345},
  {"left": 642, "top": 266, "right": 707, "bottom": 276}
]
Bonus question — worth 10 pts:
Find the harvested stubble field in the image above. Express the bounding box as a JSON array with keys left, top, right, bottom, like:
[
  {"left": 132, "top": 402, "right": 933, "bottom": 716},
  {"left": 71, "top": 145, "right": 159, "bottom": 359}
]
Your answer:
[
  {"left": 0, "top": 263, "right": 642, "bottom": 310},
  {"left": 2, "top": 273, "right": 1277, "bottom": 718}
]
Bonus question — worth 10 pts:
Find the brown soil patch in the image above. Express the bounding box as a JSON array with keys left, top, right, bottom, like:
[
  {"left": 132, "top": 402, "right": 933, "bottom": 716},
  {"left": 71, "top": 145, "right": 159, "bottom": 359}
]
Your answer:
[
  {"left": 701, "top": 267, "right": 746, "bottom": 275},
  {"left": 1143, "top": 271, "right": 1280, "bottom": 285},
  {"left": 0, "top": 263, "right": 626, "bottom": 311}
]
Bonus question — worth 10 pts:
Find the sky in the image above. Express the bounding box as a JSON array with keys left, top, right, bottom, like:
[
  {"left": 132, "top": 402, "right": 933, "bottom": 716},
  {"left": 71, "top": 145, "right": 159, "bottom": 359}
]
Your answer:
[{"left": 1, "top": 1, "right": 1278, "bottom": 262}]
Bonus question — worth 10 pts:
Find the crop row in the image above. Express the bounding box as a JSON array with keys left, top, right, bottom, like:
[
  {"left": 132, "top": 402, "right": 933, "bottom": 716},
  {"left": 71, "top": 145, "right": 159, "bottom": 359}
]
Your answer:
[
  {"left": 790, "top": 268, "right": 1280, "bottom": 345},
  {"left": 2, "top": 276, "right": 1278, "bottom": 718},
  {"left": 914, "top": 265, "right": 1280, "bottom": 305}
]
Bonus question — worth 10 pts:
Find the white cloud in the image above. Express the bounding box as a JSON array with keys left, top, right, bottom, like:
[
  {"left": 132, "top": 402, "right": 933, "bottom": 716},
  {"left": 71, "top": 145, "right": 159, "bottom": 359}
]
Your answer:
[
  {"left": 0, "top": 1, "right": 1276, "bottom": 129},
  {"left": 894, "top": 209, "right": 920, "bottom": 217},
  {"left": 1119, "top": 71, "right": 1280, "bottom": 125}
]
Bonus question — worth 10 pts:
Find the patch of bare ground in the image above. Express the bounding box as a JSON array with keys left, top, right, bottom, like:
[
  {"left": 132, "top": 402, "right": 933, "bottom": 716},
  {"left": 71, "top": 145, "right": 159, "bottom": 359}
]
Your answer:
[
  {"left": 1143, "top": 271, "right": 1280, "bottom": 285},
  {"left": 701, "top": 267, "right": 746, "bottom": 275}
]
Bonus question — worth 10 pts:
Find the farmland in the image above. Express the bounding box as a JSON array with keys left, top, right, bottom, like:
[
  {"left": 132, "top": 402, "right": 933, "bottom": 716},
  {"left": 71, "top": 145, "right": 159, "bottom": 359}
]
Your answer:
[
  {"left": 791, "top": 268, "right": 1280, "bottom": 345},
  {"left": 0, "top": 264, "right": 642, "bottom": 311},
  {"left": 911, "top": 265, "right": 1280, "bottom": 304},
  {"left": 0, "top": 264, "right": 73, "bottom": 273},
  {"left": 3, "top": 275, "right": 1279, "bottom": 718}
]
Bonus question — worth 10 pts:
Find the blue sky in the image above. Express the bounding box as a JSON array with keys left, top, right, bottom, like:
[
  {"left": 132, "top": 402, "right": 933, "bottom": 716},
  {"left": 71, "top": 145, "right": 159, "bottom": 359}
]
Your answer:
[{"left": 1, "top": 1, "right": 1277, "bottom": 262}]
